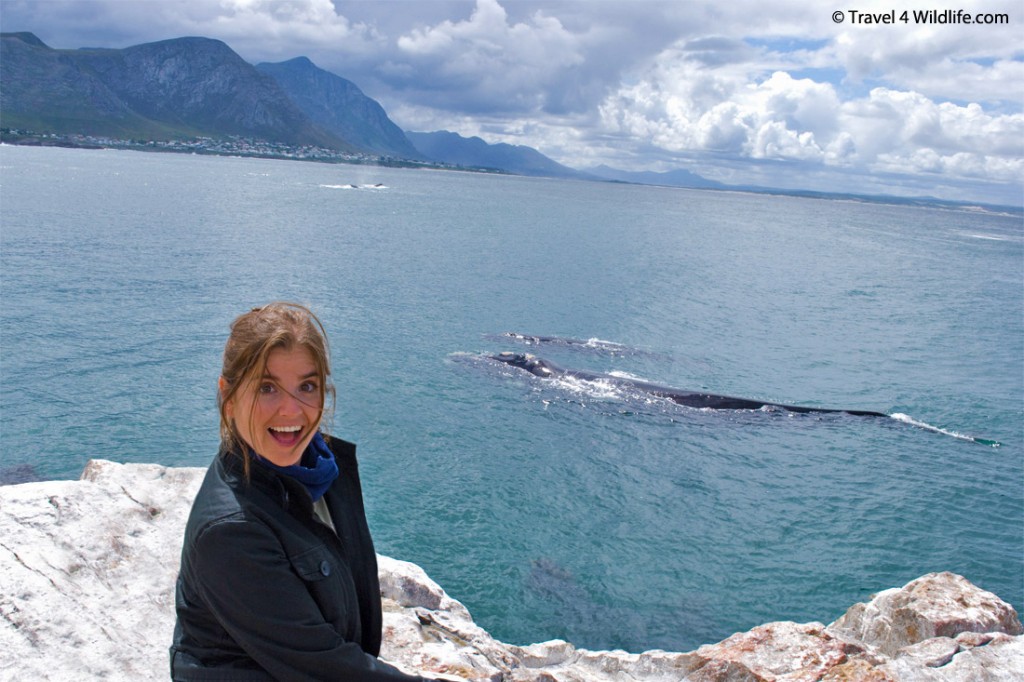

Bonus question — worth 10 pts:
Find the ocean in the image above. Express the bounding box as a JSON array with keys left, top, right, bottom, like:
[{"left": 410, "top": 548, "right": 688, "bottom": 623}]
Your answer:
[{"left": 1, "top": 144, "right": 1021, "bottom": 653}]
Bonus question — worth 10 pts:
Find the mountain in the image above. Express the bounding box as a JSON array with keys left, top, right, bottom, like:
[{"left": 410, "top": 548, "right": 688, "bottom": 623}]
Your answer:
[
  {"left": 0, "top": 33, "right": 170, "bottom": 138},
  {"left": 406, "top": 130, "right": 593, "bottom": 179},
  {"left": 2, "top": 32, "right": 600, "bottom": 176},
  {"left": 0, "top": 33, "right": 349, "bottom": 150},
  {"left": 78, "top": 37, "right": 347, "bottom": 149},
  {"left": 584, "top": 164, "right": 724, "bottom": 190},
  {"left": 257, "top": 57, "right": 422, "bottom": 160}
]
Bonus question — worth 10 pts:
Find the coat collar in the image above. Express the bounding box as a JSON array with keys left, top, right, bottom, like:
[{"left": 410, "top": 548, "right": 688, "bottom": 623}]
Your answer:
[{"left": 217, "top": 436, "right": 357, "bottom": 514}]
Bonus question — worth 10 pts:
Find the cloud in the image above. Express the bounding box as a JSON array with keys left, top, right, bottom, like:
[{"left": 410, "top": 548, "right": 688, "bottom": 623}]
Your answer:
[
  {"left": 832, "top": 9, "right": 1023, "bottom": 108},
  {"left": 184, "top": 0, "right": 386, "bottom": 62},
  {"left": 0, "top": 0, "right": 386, "bottom": 60},
  {"left": 597, "top": 55, "right": 841, "bottom": 154},
  {"left": 843, "top": 91, "right": 1024, "bottom": 179},
  {"left": 384, "top": 0, "right": 601, "bottom": 115},
  {"left": 575, "top": 1, "right": 1023, "bottom": 195}
]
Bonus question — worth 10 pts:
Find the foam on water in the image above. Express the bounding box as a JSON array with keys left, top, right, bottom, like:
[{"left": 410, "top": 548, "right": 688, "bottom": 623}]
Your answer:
[
  {"left": 319, "top": 183, "right": 388, "bottom": 190},
  {"left": 581, "top": 337, "right": 629, "bottom": 351},
  {"left": 554, "top": 375, "right": 622, "bottom": 400},
  {"left": 889, "top": 413, "right": 1002, "bottom": 447},
  {"left": 606, "top": 370, "right": 651, "bottom": 381}
]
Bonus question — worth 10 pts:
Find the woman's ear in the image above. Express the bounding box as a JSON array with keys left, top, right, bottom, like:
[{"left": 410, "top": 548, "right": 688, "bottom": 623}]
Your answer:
[{"left": 218, "top": 376, "right": 232, "bottom": 418}]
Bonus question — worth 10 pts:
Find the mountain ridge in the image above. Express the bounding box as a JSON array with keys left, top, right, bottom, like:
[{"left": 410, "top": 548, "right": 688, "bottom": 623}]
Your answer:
[
  {"left": 585, "top": 164, "right": 725, "bottom": 189},
  {"left": 256, "top": 57, "right": 422, "bottom": 159},
  {"left": 75, "top": 36, "right": 345, "bottom": 149},
  {"left": 0, "top": 32, "right": 395, "bottom": 153},
  {"left": 405, "top": 129, "right": 595, "bottom": 179},
  {"left": 0, "top": 32, "right": 176, "bottom": 139}
]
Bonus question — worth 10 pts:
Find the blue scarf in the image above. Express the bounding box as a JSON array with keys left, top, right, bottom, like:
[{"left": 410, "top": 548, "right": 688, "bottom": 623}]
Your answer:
[{"left": 253, "top": 432, "right": 339, "bottom": 502}]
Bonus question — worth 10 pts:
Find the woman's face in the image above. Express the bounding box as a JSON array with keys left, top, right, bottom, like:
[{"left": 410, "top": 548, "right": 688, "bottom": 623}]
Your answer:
[{"left": 223, "top": 345, "right": 323, "bottom": 467}]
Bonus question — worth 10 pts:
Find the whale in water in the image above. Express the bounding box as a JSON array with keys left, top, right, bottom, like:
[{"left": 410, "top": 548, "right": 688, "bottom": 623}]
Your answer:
[
  {"left": 501, "top": 332, "right": 602, "bottom": 346},
  {"left": 491, "top": 352, "right": 888, "bottom": 416},
  {"left": 485, "top": 352, "right": 999, "bottom": 444},
  {"left": 494, "top": 332, "right": 639, "bottom": 353}
]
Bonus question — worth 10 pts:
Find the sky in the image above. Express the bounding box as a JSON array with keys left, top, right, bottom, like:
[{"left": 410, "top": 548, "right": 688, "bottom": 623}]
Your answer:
[{"left": 2, "top": 0, "right": 1022, "bottom": 205}]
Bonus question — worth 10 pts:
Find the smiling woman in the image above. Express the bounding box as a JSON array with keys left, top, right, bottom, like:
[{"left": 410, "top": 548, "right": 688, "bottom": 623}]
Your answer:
[
  {"left": 171, "top": 302, "right": 442, "bottom": 681},
  {"left": 217, "top": 304, "right": 332, "bottom": 469}
]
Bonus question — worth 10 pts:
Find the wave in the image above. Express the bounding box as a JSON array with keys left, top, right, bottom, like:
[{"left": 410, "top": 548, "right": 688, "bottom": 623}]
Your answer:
[
  {"left": 889, "top": 413, "right": 1001, "bottom": 447},
  {"left": 319, "top": 183, "right": 388, "bottom": 190},
  {"left": 961, "top": 232, "right": 1024, "bottom": 244}
]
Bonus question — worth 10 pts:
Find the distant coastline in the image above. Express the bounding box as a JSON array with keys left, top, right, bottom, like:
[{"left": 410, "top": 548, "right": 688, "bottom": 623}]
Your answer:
[
  {"left": 4, "top": 132, "right": 1019, "bottom": 217},
  {"left": 0, "top": 128, "right": 503, "bottom": 173}
]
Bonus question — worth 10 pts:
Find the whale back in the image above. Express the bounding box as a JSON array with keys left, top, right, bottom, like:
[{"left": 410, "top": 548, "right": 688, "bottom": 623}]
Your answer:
[{"left": 491, "top": 352, "right": 887, "bottom": 417}]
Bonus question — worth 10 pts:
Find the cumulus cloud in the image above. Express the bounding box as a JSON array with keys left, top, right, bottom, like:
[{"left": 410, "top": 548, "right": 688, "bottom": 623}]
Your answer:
[
  {"left": 182, "top": 0, "right": 386, "bottom": 62},
  {"left": 598, "top": 60, "right": 842, "bottom": 158},
  {"left": 385, "top": 0, "right": 592, "bottom": 114},
  {"left": 842, "top": 91, "right": 1024, "bottom": 179},
  {"left": 583, "top": 1, "right": 1023, "bottom": 193}
]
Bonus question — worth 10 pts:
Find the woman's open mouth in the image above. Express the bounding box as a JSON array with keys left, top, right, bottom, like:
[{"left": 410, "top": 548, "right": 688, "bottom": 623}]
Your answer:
[{"left": 268, "top": 425, "right": 303, "bottom": 447}]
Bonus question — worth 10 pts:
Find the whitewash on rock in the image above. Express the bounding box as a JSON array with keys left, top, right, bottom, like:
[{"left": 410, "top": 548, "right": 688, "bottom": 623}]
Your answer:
[{"left": 1, "top": 460, "right": 1021, "bottom": 681}]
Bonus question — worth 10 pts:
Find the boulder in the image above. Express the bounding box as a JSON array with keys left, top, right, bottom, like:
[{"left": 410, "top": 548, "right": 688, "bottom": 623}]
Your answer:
[{"left": 828, "top": 572, "right": 1024, "bottom": 656}]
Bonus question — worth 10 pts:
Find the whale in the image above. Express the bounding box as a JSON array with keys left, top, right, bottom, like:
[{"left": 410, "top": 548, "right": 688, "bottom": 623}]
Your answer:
[
  {"left": 484, "top": 352, "right": 999, "bottom": 444},
  {"left": 489, "top": 332, "right": 657, "bottom": 357},
  {"left": 497, "top": 332, "right": 631, "bottom": 350},
  {"left": 491, "top": 352, "right": 888, "bottom": 416},
  {"left": 0, "top": 463, "right": 41, "bottom": 485},
  {"left": 501, "top": 332, "right": 595, "bottom": 346}
]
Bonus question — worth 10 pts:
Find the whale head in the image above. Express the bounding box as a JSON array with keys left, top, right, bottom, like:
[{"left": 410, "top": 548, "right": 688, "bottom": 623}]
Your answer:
[{"left": 492, "top": 352, "right": 558, "bottom": 377}]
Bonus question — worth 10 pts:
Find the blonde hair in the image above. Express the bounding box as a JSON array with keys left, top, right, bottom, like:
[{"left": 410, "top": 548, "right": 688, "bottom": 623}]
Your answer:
[{"left": 218, "top": 302, "right": 335, "bottom": 476}]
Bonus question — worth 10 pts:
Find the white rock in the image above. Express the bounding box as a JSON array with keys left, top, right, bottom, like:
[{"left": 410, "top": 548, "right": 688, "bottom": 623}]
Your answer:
[
  {"left": 2, "top": 460, "right": 1022, "bottom": 681},
  {"left": 877, "top": 635, "right": 1024, "bottom": 681},
  {"left": 0, "top": 461, "right": 204, "bottom": 680},
  {"left": 828, "top": 571, "right": 1024, "bottom": 657}
]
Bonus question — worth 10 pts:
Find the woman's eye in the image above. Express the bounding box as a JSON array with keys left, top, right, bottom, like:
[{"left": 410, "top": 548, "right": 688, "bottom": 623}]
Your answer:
[
  {"left": 300, "top": 382, "right": 319, "bottom": 393},
  {"left": 258, "top": 383, "right": 276, "bottom": 394}
]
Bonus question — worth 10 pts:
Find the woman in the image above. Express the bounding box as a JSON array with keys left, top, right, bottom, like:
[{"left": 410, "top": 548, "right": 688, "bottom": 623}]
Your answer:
[{"left": 171, "top": 303, "right": 437, "bottom": 681}]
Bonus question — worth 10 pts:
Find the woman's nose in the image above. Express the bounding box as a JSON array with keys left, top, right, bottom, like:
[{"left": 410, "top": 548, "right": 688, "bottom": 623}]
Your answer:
[{"left": 277, "top": 390, "right": 304, "bottom": 415}]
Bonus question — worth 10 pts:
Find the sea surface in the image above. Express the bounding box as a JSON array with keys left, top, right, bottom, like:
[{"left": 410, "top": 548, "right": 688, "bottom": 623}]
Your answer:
[{"left": 1, "top": 144, "right": 1021, "bottom": 653}]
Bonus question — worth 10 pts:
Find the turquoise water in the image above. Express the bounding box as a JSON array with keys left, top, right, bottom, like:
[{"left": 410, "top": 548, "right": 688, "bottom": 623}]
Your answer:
[{"left": 1, "top": 145, "right": 1021, "bottom": 653}]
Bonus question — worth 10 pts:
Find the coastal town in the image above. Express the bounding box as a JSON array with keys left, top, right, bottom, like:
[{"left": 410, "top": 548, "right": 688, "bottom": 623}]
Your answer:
[{"left": 0, "top": 127, "right": 463, "bottom": 170}]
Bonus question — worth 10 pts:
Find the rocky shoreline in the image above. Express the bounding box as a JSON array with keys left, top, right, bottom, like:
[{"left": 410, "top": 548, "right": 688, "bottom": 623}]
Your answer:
[{"left": 1, "top": 460, "right": 1021, "bottom": 680}]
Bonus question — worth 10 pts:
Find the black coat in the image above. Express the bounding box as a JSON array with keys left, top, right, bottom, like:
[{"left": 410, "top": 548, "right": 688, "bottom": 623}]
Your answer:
[{"left": 170, "top": 437, "right": 427, "bottom": 681}]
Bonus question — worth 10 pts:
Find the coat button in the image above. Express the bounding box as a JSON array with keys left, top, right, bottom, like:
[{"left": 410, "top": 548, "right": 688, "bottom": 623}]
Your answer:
[{"left": 319, "top": 560, "right": 331, "bottom": 577}]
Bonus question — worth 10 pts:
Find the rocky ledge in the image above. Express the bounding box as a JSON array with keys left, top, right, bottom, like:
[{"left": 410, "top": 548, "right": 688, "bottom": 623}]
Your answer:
[{"left": 1, "top": 460, "right": 1021, "bottom": 681}]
